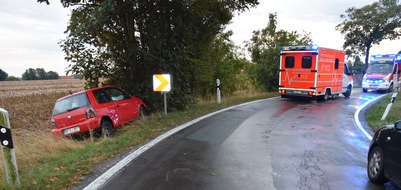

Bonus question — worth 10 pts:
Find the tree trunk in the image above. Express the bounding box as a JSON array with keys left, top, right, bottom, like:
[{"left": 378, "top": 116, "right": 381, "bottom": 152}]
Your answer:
[{"left": 364, "top": 45, "right": 371, "bottom": 75}]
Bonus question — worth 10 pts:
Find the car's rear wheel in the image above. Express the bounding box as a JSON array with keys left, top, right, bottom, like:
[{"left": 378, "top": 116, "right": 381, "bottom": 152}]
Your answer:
[
  {"left": 363, "top": 88, "right": 368, "bottom": 93},
  {"left": 368, "top": 146, "right": 389, "bottom": 183},
  {"left": 99, "top": 120, "right": 114, "bottom": 138}
]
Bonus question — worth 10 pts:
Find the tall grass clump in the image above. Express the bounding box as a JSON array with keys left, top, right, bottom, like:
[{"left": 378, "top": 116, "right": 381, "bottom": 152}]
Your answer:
[{"left": 365, "top": 93, "right": 401, "bottom": 131}]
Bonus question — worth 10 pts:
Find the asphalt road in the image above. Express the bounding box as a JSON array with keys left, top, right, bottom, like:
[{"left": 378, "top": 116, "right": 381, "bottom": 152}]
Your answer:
[{"left": 81, "top": 89, "right": 401, "bottom": 190}]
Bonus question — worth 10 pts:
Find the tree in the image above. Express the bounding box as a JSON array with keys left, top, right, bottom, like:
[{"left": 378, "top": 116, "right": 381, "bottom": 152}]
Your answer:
[
  {"left": 5, "top": 76, "right": 20, "bottom": 81},
  {"left": 46, "top": 71, "right": 59, "bottom": 79},
  {"left": 36, "top": 68, "right": 47, "bottom": 79},
  {"left": 193, "top": 31, "right": 254, "bottom": 97},
  {"left": 0, "top": 69, "right": 8, "bottom": 81},
  {"left": 336, "top": 0, "right": 401, "bottom": 72},
  {"left": 38, "top": 0, "right": 259, "bottom": 110},
  {"left": 246, "top": 13, "right": 313, "bottom": 91},
  {"left": 22, "top": 68, "right": 38, "bottom": 80},
  {"left": 21, "top": 68, "right": 59, "bottom": 80},
  {"left": 351, "top": 56, "right": 364, "bottom": 75}
]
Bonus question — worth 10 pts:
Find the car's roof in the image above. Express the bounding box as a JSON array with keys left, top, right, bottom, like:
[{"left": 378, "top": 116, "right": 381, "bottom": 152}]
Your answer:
[{"left": 57, "top": 86, "right": 118, "bottom": 101}]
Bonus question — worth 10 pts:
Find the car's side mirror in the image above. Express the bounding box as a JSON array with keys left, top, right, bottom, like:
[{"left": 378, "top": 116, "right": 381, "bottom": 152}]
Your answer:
[{"left": 394, "top": 120, "right": 401, "bottom": 130}]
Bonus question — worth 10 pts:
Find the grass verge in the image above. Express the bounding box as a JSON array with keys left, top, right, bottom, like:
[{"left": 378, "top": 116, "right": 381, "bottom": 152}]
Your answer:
[
  {"left": 0, "top": 92, "right": 278, "bottom": 189},
  {"left": 365, "top": 93, "right": 401, "bottom": 131}
]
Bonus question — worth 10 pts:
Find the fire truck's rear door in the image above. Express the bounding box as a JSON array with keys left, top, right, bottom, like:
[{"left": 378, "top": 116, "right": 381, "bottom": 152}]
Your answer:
[{"left": 280, "top": 52, "right": 317, "bottom": 90}]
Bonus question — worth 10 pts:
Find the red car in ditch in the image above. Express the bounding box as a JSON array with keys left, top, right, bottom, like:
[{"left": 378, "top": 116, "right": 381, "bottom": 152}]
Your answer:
[{"left": 51, "top": 86, "right": 148, "bottom": 138}]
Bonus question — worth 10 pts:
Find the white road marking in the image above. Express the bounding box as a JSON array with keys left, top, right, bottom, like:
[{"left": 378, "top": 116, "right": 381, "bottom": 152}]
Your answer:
[{"left": 353, "top": 94, "right": 387, "bottom": 141}]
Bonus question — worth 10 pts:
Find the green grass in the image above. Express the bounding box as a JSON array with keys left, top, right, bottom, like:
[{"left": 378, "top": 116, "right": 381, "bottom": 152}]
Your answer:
[
  {"left": 0, "top": 92, "right": 278, "bottom": 189},
  {"left": 365, "top": 93, "right": 401, "bottom": 131}
]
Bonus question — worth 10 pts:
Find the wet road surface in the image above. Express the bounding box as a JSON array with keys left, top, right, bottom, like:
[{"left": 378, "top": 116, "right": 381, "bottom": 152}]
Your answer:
[{"left": 85, "top": 89, "right": 401, "bottom": 190}]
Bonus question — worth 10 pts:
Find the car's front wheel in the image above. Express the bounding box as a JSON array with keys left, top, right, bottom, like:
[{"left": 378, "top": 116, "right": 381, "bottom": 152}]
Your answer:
[{"left": 368, "top": 146, "right": 389, "bottom": 184}]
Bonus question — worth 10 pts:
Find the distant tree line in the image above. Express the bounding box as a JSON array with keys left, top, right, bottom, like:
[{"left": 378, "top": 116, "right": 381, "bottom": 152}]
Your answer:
[
  {"left": 0, "top": 68, "right": 20, "bottom": 81},
  {"left": 0, "top": 68, "right": 60, "bottom": 81},
  {"left": 22, "top": 68, "right": 59, "bottom": 80}
]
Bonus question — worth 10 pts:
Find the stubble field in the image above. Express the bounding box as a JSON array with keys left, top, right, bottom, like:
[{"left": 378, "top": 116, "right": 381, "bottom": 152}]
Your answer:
[{"left": 0, "top": 79, "right": 86, "bottom": 187}]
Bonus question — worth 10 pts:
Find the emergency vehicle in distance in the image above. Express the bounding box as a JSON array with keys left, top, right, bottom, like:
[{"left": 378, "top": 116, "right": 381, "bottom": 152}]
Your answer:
[
  {"left": 362, "top": 54, "right": 401, "bottom": 93},
  {"left": 278, "top": 45, "right": 353, "bottom": 101}
]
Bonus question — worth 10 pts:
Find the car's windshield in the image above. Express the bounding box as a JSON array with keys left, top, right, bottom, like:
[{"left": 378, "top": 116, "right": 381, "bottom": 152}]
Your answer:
[
  {"left": 366, "top": 63, "right": 393, "bottom": 74},
  {"left": 52, "top": 93, "right": 90, "bottom": 116}
]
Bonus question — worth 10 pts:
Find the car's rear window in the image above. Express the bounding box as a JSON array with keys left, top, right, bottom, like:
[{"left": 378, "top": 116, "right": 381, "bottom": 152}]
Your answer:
[{"left": 52, "top": 93, "right": 90, "bottom": 116}]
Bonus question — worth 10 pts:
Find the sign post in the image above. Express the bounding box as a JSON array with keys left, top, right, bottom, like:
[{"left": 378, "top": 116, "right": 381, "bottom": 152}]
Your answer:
[
  {"left": 153, "top": 74, "right": 171, "bottom": 116},
  {"left": 0, "top": 108, "right": 20, "bottom": 188},
  {"left": 395, "top": 62, "right": 399, "bottom": 92}
]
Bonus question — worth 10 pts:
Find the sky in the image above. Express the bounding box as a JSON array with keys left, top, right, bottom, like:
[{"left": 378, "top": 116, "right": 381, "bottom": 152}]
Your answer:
[{"left": 1, "top": 1, "right": 400, "bottom": 77}]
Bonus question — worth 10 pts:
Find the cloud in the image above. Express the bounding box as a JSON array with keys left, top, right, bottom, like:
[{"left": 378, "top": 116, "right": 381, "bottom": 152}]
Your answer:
[
  {"left": 0, "top": 0, "right": 70, "bottom": 77},
  {"left": 226, "top": 0, "right": 401, "bottom": 56}
]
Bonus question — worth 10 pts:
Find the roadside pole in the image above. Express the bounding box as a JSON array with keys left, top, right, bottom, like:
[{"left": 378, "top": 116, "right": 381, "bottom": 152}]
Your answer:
[
  {"left": 216, "top": 79, "right": 221, "bottom": 104},
  {"left": 381, "top": 63, "right": 399, "bottom": 120},
  {"left": 0, "top": 108, "right": 20, "bottom": 188},
  {"left": 164, "top": 92, "right": 167, "bottom": 116}
]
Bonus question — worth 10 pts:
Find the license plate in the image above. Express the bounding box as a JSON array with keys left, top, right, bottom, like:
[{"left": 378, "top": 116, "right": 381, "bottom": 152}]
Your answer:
[
  {"left": 370, "top": 85, "right": 378, "bottom": 89},
  {"left": 293, "top": 91, "right": 302, "bottom": 94},
  {"left": 64, "top": 126, "right": 80, "bottom": 135}
]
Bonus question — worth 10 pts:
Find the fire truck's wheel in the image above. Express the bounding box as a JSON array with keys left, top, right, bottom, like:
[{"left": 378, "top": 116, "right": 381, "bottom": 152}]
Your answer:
[
  {"left": 318, "top": 90, "right": 329, "bottom": 101},
  {"left": 323, "top": 90, "right": 329, "bottom": 101},
  {"left": 343, "top": 85, "right": 352, "bottom": 98}
]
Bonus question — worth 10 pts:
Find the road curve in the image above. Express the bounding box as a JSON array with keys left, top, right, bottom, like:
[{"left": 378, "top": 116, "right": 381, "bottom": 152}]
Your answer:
[{"left": 79, "top": 89, "right": 400, "bottom": 190}]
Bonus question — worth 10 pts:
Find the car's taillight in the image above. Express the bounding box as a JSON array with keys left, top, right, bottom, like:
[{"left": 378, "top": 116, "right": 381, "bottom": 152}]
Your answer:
[
  {"left": 51, "top": 118, "right": 57, "bottom": 128},
  {"left": 86, "top": 107, "right": 97, "bottom": 119}
]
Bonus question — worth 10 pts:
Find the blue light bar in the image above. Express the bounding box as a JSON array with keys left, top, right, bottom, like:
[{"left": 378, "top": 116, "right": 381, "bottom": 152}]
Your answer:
[
  {"left": 311, "top": 44, "right": 318, "bottom": 50},
  {"left": 396, "top": 55, "right": 401, "bottom": 61}
]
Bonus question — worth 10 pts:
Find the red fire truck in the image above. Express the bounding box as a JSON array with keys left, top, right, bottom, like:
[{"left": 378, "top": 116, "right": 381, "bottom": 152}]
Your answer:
[
  {"left": 278, "top": 45, "right": 353, "bottom": 101},
  {"left": 362, "top": 54, "right": 401, "bottom": 93}
]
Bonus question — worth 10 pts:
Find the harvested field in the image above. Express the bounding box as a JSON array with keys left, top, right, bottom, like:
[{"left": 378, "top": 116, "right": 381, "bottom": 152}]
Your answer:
[
  {"left": 0, "top": 79, "right": 86, "bottom": 188},
  {"left": 0, "top": 79, "right": 85, "bottom": 131},
  {"left": 0, "top": 79, "right": 85, "bottom": 98}
]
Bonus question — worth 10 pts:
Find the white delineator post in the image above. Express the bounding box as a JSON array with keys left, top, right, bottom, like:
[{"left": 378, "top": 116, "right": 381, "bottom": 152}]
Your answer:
[
  {"left": 217, "top": 79, "right": 221, "bottom": 104},
  {"left": 381, "top": 63, "right": 399, "bottom": 120},
  {"left": 0, "top": 108, "right": 20, "bottom": 188}
]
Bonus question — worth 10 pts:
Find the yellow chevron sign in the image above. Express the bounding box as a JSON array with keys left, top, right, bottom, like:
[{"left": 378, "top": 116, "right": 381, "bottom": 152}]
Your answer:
[{"left": 153, "top": 74, "right": 171, "bottom": 92}]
